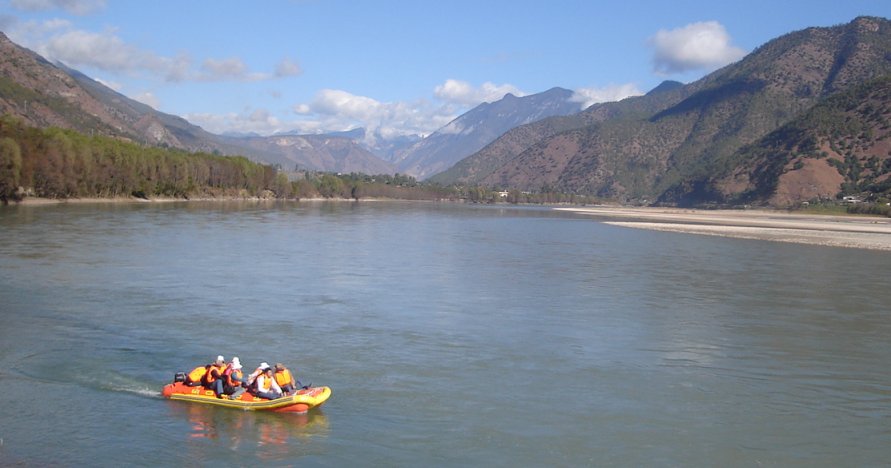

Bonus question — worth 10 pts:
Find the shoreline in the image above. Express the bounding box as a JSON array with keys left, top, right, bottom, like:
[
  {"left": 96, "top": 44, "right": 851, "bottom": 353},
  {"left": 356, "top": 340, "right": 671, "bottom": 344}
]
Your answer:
[
  {"left": 6, "top": 195, "right": 380, "bottom": 206},
  {"left": 556, "top": 206, "right": 891, "bottom": 251},
  {"left": 9, "top": 198, "right": 891, "bottom": 251}
]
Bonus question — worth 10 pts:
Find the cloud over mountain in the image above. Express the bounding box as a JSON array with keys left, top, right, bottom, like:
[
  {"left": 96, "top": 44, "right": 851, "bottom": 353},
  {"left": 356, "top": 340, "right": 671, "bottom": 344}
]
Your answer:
[
  {"left": 9, "top": 20, "right": 296, "bottom": 84},
  {"left": 571, "top": 83, "right": 643, "bottom": 109},
  {"left": 649, "top": 21, "right": 747, "bottom": 74},
  {"left": 433, "top": 79, "right": 524, "bottom": 106}
]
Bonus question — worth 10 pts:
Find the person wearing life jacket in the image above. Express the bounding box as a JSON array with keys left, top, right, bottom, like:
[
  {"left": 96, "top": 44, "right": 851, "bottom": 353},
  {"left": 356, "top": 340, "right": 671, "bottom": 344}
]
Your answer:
[
  {"left": 253, "top": 367, "right": 283, "bottom": 400},
  {"left": 273, "top": 363, "right": 297, "bottom": 395},
  {"left": 245, "top": 362, "right": 271, "bottom": 389},
  {"left": 203, "top": 355, "right": 226, "bottom": 398},
  {"left": 185, "top": 364, "right": 208, "bottom": 387},
  {"left": 222, "top": 357, "right": 245, "bottom": 400}
]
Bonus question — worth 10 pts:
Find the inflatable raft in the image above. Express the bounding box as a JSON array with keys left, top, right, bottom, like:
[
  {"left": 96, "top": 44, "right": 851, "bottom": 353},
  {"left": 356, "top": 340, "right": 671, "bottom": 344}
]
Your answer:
[{"left": 161, "top": 382, "right": 331, "bottom": 413}]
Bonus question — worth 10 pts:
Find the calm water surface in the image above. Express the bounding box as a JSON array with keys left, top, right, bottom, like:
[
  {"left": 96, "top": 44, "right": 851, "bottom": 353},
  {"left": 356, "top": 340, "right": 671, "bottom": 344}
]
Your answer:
[{"left": 0, "top": 201, "right": 889, "bottom": 466}]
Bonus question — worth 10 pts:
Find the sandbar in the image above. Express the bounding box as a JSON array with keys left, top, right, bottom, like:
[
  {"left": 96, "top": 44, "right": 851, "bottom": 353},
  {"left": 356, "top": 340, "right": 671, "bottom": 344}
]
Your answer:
[{"left": 556, "top": 206, "right": 891, "bottom": 251}]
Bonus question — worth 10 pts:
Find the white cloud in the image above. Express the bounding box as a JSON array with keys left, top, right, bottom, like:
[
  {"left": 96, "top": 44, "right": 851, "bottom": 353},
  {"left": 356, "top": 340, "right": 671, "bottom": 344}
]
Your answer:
[
  {"left": 570, "top": 83, "right": 643, "bottom": 109},
  {"left": 649, "top": 21, "right": 747, "bottom": 75},
  {"left": 41, "top": 29, "right": 151, "bottom": 72},
  {"left": 310, "top": 89, "right": 382, "bottom": 120},
  {"left": 133, "top": 91, "right": 159, "bottom": 109},
  {"left": 217, "top": 79, "right": 532, "bottom": 140},
  {"left": 12, "top": 23, "right": 297, "bottom": 84},
  {"left": 10, "top": 0, "right": 106, "bottom": 15},
  {"left": 31, "top": 28, "right": 190, "bottom": 82},
  {"left": 200, "top": 57, "right": 246, "bottom": 78},
  {"left": 434, "top": 79, "right": 524, "bottom": 106},
  {"left": 93, "top": 77, "right": 121, "bottom": 91},
  {"left": 275, "top": 58, "right": 302, "bottom": 77},
  {"left": 292, "top": 88, "right": 456, "bottom": 143},
  {"left": 186, "top": 108, "right": 283, "bottom": 135},
  {"left": 198, "top": 57, "right": 270, "bottom": 81}
]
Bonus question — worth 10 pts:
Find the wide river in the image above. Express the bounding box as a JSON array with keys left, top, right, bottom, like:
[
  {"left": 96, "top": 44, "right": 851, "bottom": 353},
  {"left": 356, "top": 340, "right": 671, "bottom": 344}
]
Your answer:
[{"left": 1, "top": 201, "right": 889, "bottom": 466}]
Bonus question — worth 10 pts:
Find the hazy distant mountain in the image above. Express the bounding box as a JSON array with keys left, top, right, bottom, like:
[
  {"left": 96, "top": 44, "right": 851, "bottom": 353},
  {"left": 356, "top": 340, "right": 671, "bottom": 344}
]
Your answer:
[
  {"left": 434, "top": 16, "right": 891, "bottom": 206},
  {"left": 275, "top": 127, "right": 421, "bottom": 163},
  {"left": 0, "top": 31, "right": 397, "bottom": 175},
  {"left": 225, "top": 133, "right": 397, "bottom": 174},
  {"left": 396, "top": 87, "right": 582, "bottom": 179}
]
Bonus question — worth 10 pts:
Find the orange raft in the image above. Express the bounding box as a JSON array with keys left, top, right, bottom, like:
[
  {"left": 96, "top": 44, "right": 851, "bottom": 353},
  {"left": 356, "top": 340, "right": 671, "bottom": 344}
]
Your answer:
[{"left": 162, "top": 382, "right": 332, "bottom": 413}]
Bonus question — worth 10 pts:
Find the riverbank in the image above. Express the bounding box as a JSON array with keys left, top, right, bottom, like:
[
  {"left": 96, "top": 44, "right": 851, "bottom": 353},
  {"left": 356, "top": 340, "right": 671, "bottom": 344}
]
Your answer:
[
  {"left": 556, "top": 206, "right": 891, "bottom": 251},
  {"left": 8, "top": 195, "right": 345, "bottom": 205}
]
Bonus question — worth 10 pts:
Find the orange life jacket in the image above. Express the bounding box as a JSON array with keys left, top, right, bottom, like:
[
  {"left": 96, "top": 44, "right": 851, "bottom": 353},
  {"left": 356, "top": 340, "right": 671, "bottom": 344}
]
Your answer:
[
  {"left": 205, "top": 364, "right": 223, "bottom": 384},
  {"left": 187, "top": 365, "right": 207, "bottom": 382},
  {"left": 225, "top": 368, "right": 243, "bottom": 387},
  {"left": 274, "top": 368, "right": 293, "bottom": 387}
]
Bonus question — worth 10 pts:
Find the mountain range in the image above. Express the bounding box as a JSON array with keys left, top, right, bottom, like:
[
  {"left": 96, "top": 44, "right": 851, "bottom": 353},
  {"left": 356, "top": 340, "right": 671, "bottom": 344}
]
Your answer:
[
  {"left": 0, "top": 30, "right": 577, "bottom": 178},
  {"left": 432, "top": 16, "right": 891, "bottom": 206},
  {"left": 393, "top": 87, "right": 582, "bottom": 179},
  {"left": 0, "top": 31, "right": 396, "bottom": 175},
  {"left": 3, "top": 17, "right": 891, "bottom": 206}
]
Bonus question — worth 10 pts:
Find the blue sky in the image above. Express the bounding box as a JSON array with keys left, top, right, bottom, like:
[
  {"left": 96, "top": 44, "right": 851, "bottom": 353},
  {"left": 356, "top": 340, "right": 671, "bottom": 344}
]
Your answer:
[{"left": 2, "top": 0, "right": 890, "bottom": 139}]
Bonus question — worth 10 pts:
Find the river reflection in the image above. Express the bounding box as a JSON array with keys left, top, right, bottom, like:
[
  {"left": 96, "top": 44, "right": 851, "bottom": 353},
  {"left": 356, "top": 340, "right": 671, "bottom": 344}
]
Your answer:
[{"left": 167, "top": 402, "right": 329, "bottom": 460}]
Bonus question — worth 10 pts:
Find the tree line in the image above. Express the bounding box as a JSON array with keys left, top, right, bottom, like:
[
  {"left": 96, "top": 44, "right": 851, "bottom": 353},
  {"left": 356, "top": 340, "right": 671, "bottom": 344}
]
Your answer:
[
  {"left": 0, "top": 115, "right": 602, "bottom": 206},
  {"left": 0, "top": 115, "right": 290, "bottom": 202}
]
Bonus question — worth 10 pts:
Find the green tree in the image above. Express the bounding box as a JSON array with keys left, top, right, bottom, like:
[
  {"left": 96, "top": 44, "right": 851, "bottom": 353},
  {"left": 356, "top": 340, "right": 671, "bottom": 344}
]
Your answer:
[{"left": 0, "top": 137, "right": 22, "bottom": 202}]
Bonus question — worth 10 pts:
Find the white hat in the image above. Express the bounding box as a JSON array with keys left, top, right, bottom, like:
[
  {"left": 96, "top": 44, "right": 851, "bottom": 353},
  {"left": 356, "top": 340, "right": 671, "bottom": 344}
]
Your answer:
[
  {"left": 231, "top": 357, "right": 242, "bottom": 370},
  {"left": 216, "top": 355, "right": 225, "bottom": 362},
  {"left": 259, "top": 362, "right": 270, "bottom": 370}
]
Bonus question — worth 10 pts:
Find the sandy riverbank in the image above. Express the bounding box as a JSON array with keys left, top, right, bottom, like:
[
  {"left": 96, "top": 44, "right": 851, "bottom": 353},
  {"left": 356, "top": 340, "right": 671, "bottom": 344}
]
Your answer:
[{"left": 556, "top": 206, "right": 891, "bottom": 251}]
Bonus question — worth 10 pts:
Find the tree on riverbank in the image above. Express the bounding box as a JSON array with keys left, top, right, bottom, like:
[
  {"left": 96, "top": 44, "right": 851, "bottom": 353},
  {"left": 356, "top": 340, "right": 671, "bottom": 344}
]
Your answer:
[
  {"left": 0, "top": 115, "right": 284, "bottom": 202},
  {"left": 0, "top": 115, "right": 605, "bottom": 206}
]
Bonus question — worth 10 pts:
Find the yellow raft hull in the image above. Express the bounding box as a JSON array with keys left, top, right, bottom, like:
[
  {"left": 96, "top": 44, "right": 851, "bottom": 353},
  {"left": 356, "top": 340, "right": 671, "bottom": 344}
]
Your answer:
[{"left": 162, "top": 382, "right": 331, "bottom": 413}]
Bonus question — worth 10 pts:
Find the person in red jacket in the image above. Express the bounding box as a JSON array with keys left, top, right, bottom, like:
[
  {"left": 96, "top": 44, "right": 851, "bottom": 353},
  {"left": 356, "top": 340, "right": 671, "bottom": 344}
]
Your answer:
[{"left": 222, "top": 357, "right": 245, "bottom": 399}]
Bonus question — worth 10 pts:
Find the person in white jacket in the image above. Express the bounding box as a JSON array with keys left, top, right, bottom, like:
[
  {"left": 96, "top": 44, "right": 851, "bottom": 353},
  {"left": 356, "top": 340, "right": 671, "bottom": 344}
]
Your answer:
[
  {"left": 254, "top": 367, "right": 283, "bottom": 400},
  {"left": 246, "top": 362, "right": 270, "bottom": 387}
]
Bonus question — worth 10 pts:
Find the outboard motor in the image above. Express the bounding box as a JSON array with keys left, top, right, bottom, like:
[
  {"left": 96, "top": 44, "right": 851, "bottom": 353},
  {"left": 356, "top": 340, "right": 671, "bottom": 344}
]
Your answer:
[{"left": 174, "top": 371, "right": 186, "bottom": 383}]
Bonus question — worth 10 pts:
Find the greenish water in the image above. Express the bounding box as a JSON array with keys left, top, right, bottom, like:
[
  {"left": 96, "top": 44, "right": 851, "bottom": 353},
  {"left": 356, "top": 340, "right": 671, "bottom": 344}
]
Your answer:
[{"left": 0, "top": 201, "right": 889, "bottom": 466}]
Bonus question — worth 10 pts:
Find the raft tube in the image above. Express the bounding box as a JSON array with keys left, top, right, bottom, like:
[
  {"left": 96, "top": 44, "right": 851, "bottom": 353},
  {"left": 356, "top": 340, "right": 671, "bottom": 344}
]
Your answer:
[{"left": 161, "top": 382, "right": 331, "bottom": 413}]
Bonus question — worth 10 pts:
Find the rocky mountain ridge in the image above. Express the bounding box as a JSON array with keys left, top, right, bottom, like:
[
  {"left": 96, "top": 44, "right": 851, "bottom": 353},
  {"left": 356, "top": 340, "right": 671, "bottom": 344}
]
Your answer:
[
  {"left": 434, "top": 16, "right": 891, "bottom": 206},
  {"left": 0, "top": 31, "right": 395, "bottom": 175},
  {"left": 394, "top": 87, "right": 583, "bottom": 179}
]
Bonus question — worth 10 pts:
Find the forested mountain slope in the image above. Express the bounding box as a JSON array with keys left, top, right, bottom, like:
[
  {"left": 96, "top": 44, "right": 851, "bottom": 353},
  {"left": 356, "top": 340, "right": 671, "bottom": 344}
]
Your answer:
[{"left": 436, "top": 17, "right": 891, "bottom": 207}]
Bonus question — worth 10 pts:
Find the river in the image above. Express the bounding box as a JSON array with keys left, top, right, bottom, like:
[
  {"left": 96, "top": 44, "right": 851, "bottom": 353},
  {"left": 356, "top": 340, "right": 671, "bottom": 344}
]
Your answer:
[{"left": 0, "top": 201, "right": 889, "bottom": 466}]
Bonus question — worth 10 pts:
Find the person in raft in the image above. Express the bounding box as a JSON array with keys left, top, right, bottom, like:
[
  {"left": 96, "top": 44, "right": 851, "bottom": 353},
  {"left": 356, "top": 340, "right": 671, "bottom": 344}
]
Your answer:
[
  {"left": 273, "top": 363, "right": 298, "bottom": 395},
  {"left": 254, "top": 367, "right": 284, "bottom": 400},
  {"left": 222, "top": 357, "right": 245, "bottom": 400},
  {"left": 203, "top": 355, "right": 227, "bottom": 398},
  {"left": 184, "top": 355, "right": 223, "bottom": 387},
  {"left": 246, "top": 362, "right": 271, "bottom": 388}
]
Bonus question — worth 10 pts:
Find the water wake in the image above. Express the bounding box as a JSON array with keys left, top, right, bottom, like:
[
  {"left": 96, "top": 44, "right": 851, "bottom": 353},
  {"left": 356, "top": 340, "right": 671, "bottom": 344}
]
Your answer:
[{"left": 103, "top": 384, "right": 163, "bottom": 399}]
